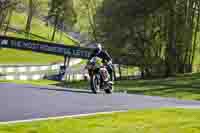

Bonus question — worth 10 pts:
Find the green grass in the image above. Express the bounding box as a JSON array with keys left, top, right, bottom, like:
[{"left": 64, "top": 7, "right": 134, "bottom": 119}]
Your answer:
[
  {"left": 120, "top": 66, "right": 139, "bottom": 76},
  {"left": 0, "top": 48, "right": 64, "bottom": 64},
  {"left": 64, "top": 73, "right": 200, "bottom": 101},
  {"left": 114, "top": 73, "right": 200, "bottom": 100},
  {"left": 9, "top": 12, "right": 78, "bottom": 45},
  {"left": 71, "top": 60, "right": 87, "bottom": 69},
  {"left": 0, "top": 80, "right": 60, "bottom": 86},
  {"left": 1, "top": 108, "right": 200, "bottom": 133}
]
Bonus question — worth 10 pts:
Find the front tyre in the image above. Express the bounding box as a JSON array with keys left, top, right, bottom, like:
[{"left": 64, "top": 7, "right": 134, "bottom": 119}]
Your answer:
[{"left": 91, "top": 75, "right": 100, "bottom": 94}]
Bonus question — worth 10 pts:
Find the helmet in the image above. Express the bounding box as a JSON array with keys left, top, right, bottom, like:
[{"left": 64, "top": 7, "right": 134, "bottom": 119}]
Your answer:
[{"left": 96, "top": 43, "right": 102, "bottom": 52}]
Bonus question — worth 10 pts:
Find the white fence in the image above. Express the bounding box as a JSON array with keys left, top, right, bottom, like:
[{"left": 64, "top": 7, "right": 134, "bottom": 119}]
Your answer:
[
  {"left": 0, "top": 64, "right": 61, "bottom": 73},
  {"left": 0, "top": 64, "right": 61, "bottom": 80},
  {"left": 0, "top": 58, "right": 83, "bottom": 80},
  {"left": 0, "top": 74, "right": 45, "bottom": 80},
  {"left": 0, "top": 63, "right": 142, "bottom": 81}
]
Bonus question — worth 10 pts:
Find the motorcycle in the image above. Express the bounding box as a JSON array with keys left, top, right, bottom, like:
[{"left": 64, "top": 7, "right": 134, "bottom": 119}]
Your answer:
[{"left": 86, "top": 57, "right": 113, "bottom": 94}]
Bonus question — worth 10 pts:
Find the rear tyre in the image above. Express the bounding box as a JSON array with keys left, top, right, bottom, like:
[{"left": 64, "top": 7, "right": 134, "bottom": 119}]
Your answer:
[
  {"left": 105, "top": 89, "right": 112, "bottom": 94},
  {"left": 104, "top": 83, "right": 113, "bottom": 94}
]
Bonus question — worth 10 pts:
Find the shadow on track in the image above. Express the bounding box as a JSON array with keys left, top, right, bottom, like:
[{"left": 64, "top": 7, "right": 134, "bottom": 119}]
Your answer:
[{"left": 28, "top": 86, "right": 94, "bottom": 94}]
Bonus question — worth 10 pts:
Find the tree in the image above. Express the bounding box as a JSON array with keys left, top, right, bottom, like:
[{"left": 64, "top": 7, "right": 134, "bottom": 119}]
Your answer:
[
  {"left": 0, "top": 0, "right": 19, "bottom": 32},
  {"left": 72, "top": 0, "right": 200, "bottom": 76},
  {"left": 3, "top": 4, "right": 14, "bottom": 35},
  {"left": 94, "top": 0, "right": 169, "bottom": 77},
  {"left": 94, "top": 0, "right": 200, "bottom": 77},
  {"left": 25, "top": 0, "right": 36, "bottom": 36},
  {"left": 48, "top": 0, "right": 77, "bottom": 41},
  {"left": 74, "top": 0, "right": 103, "bottom": 42}
]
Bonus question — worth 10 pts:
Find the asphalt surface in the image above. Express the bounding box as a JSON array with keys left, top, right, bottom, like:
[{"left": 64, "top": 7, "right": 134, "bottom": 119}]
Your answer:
[{"left": 0, "top": 83, "right": 200, "bottom": 122}]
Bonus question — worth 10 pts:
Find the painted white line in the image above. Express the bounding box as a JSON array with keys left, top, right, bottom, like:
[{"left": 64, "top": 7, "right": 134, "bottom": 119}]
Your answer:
[
  {"left": 175, "top": 106, "right": 200, "bottom": 109},
  {"left": 0, "top": 110, "right": 128, "bottom": 125}
]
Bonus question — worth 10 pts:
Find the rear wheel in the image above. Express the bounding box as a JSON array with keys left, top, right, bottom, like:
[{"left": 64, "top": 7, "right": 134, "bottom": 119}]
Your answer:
[
  {"left": 104, "top": 83, "right": 113, "bottom": 94},
  {"left": 105, "top": 89, "right": 112, "bottom": 94},
  {"left": 91, "top": 75, "right": 100, "bottom": 94}
]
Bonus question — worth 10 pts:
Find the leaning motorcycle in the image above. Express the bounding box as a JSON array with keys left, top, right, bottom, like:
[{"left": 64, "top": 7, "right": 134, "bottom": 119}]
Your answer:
[{"left": 86, "top": 57, "right": 113, "bottom": 94}]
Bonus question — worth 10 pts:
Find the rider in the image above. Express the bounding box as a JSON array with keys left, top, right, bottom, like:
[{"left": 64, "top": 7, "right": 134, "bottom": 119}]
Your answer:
[{"left": 88, "top": 43, "right": 114, "bottom": 83}]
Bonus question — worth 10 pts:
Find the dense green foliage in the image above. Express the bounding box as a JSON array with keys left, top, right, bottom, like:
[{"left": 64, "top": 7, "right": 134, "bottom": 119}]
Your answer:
[
  {"left": 71, "top": 0, "right": 200, "bottom": 77},
  {"left": 48, "top": 0, "right": 77, "bottom": 40},
  {"left": 94, "top": 0, "right": 200, "bottom": 77}
]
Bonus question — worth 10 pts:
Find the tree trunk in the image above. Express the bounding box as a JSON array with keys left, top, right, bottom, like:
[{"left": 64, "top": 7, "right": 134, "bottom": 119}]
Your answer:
[
  {"left": 187, "top": 0, "right": 195, "bottom": 73},
  {"left": 51, "top": 15, "right": 59, "bottom": 41},
  {"left": 145, "top": 68, "right": 151, "bottom": 78},
  {"left": 113, "top": 65, "right": 117, "bottom": 81},
  {"left": 165, "top": 0, "right": 177, "bottom": 76},
  {"left": 118, "top": 64, "right": 122, "bottom": 80},
  {"left": 25, "top": 0, "right": 34, "bottom": 37},
  {"left": 86, "top": 3, "right": 98, "bottom": 42},
  {"left": 59, "top": 21, "right": 64, "bottom": 41},
  {"left": 4, "top": 7, "right": 13, "bottom": 35},
  {"left": 0, "top": 11, "right": 7, "bottom": 31},
  {"left": 190, "top": 2, "right": 200, "bottom": 71}
]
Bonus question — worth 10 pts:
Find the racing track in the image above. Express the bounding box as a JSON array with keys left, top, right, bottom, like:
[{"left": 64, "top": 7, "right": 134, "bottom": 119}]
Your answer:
[{"left": 0, "top": 83, "right": 200, "bottom": 123}]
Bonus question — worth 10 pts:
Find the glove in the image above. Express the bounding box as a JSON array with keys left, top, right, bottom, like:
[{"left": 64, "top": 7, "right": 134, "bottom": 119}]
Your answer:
[{"left": 108, "top": 60, "right": 112, "bottom": 65}]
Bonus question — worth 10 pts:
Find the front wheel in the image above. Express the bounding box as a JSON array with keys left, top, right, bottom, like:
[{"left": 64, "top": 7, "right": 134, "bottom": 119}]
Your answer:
[{"left": 90, "top": 75, "right": 100, "bottom": 94}]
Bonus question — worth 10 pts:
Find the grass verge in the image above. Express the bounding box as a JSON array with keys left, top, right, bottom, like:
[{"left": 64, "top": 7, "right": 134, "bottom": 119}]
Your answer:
[
  {"left": 8, "top": 12, "right": 78, "bottom": 45},
  {"left": 62, "top": 73, "right": 200, "bottom": 101},
  {"left": 0, "top": 48, "right": 64, "bottom": 64},
  {"left": 0, "top": 80, "right": 60, "bottom": 86},
  {"left": 0, "top": 108, "right": 200, "bottom": 133}
]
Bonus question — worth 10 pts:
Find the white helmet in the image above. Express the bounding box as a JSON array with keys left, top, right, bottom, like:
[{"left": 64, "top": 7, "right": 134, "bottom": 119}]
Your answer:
[{"left": 96, "top": 43, "right": 102, "bottom": 51}]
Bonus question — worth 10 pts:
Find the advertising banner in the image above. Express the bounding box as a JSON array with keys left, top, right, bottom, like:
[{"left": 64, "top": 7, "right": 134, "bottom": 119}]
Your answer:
[{"left": 0, "top": 36, "right": 93, "bottom": 59}]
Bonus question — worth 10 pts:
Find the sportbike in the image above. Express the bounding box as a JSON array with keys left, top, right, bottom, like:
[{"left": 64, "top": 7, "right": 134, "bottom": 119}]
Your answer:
[{"left": 86, "top": 57, "right": 113, "bottom": 94}]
